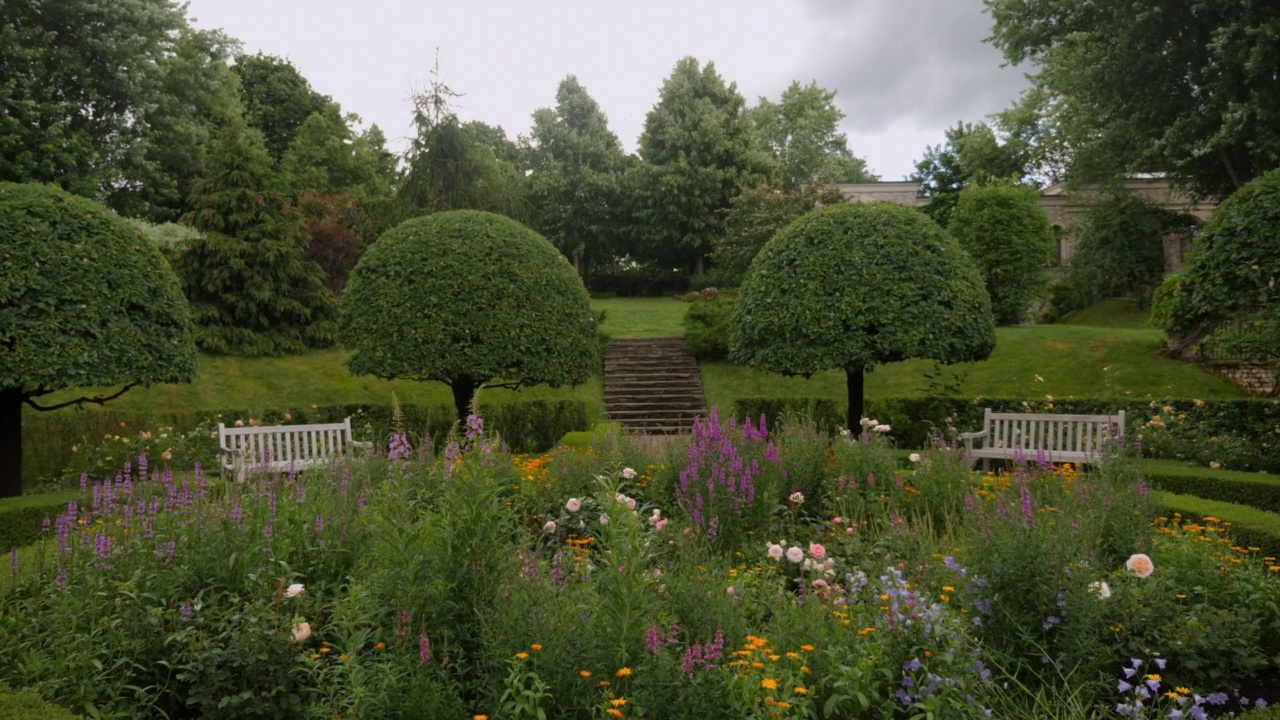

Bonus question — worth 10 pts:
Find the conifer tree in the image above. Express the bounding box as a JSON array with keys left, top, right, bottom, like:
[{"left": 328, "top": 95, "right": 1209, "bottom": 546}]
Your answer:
[{"left": 177, "top": 116, "right": 336, "bottom": 355}]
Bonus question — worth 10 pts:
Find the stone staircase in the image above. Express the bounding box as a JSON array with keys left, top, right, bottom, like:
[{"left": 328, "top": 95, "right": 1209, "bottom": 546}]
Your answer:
[{"left": 604, "top": 337, "right": 706, "bottom": 434}]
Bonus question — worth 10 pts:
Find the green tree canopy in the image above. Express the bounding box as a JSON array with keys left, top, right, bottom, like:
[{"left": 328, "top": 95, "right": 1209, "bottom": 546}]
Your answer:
[
  {"left": 0, "top": 183, "right": 197, "bottom": 496},
  {"left": 634, "top": 57, "right": 769, "bottom": 275},
  {"left": 0, "top": 0, "right": 239, "bottom": 220},
  {"left": 524, "top": 75, "right": 629, "bottom": 277},
  {"left": 750, "top": 80, "right": 874, "bottom": 188},
  {"left": 946, "top": 181, "right": 1054, "bottom": 324},
  {"left": 911, "top": 121, "right": 1033, "bottom": 227},
  {"left": 711, "top": 183, "right": 846, "bottom": 286},
  {"left": 985, "top": 0, "right": 1280, "bottom": 198},
  {"left": 1153, "top": 169, "right": 1280, "bottom": 356},
  {"left": 730, "top": 202, "right": 995, "bottom": 427},
  {"left": 232, "top": 53, "right": 331, "bottom": 165},
  {"left": 1067, "top": 190, "right": 1189, "bottom": 310},
  {"left": 176, "top": 116, "right": 337, "bottom": 355},
  {"left": 398, "top": 72, "right": 526, "bottom": 221},
  {"left": 339, "top": 211, "right": 598, "bottom": 423}
]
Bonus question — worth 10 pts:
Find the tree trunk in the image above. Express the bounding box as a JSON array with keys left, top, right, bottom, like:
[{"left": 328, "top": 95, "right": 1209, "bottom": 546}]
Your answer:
[
  {"left": 694, "top": 252, "right": 704, "bottom": 277},
  {"left": 0, "top": 387, "right": 23, "bottom": 498},
  {"left": 572, "top": 252, "right": 581, "bottom": 275},
  {"left": 845, "top": 367, "right": 865, "bottom": 432},
  {"left": 450, "top": 377, "right": 477, "bottom": 428}
]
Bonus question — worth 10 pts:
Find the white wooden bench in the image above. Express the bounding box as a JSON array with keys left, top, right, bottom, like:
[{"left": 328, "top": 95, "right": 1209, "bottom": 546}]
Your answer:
[
  {"left": 958, "top": 408, "right": 1126, "bottom": 470},
  {"left": 218, "top": 417, "right": 371, "bottom": 479}
]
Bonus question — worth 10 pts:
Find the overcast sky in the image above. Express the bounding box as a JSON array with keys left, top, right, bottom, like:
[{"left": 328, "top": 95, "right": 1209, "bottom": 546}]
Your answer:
[{"left": 184, "top": 0, "right": 1029, "bottom": 180}]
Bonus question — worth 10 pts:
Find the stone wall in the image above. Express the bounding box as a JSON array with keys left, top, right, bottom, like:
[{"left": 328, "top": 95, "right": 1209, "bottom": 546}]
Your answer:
[{"left": 1205, "top": 361, "right": 1279, "bottom": 396}]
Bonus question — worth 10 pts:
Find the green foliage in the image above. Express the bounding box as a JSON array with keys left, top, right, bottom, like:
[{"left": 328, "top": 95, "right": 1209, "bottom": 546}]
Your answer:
[
  {"left": 0, "top": 490, "right": 78, "bottom": 551},
  {"left": 0, "top": 0, "right": 238, "bottom": 221},
  {"left": 1144, "top": 464, "right": 1280, "bottom": 516},
  {"left": 729, "top": 202, "right": 996, "bottom": 424},
  {"left": 947, "top": 182, "right": 1055, "bottom": 324},
  {"left": 1153, "top": 169, "right": 1280, "bottom": 355},
  {"left": 682, "top": 297, "right": 737, "bottom": 361},
  {"left": 1066, "top": 191, "right": 1186, "bottom": 311},
  {"left": 398, "top": 68, "right": 526, "bottom": 221},
  {"left": 525, "top": 75, "right": 628, "bottom": 278},
  {"left": 339, "top": 211, "right": 598, "bottom": 421},
  {"left": 749, "top": 81, "right": 874, "bottom": 189},
  {"left": 0, "top": 685, "right": 84, "bottom": 720},
  {"left": 712, "top": 184, "right": 846, "bottom": 285},
  {"left": 986, "top": 0, "right": 1280, "bottom": 197},
  {"left": 911, "top": 121, "right": 1033, "bottom": 227},
  {"left": 232, "top": 53, "right": 332, "bottom": 164},
  {"left": 177, "top": 117, "right": 337, "bottom": 356},
  {"left": 633, "top": 57, "right": 769, "bottom": 274},
  {"left": 0, "top": 182, "right": 198, "bottom": 393},
  {"left": 1156, "top": 492, "right": 1280, "bottom": 558}
]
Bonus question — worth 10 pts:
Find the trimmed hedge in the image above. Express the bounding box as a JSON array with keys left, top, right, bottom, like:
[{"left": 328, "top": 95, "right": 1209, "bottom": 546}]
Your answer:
[
  {"left": 731, "top": 396, "right": 1280, "bottom": 470},
  {"left": 1154, "top": 491, "right": 1280, "bottom": 558},
  {"left": 0, "top": 684, "right": 84, "bottom": 719},
  {"left": 26, "top": 400, "right": 593, "bottom": 487},
  {"left": 1142, "top": 459, "right": 1280, "bottom": 514},
  {"left": 0, "top": 490, "right": 79, "bottom": 552}
]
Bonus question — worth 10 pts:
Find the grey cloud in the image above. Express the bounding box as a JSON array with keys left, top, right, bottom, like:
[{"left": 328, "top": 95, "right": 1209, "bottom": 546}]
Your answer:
[{"left": 795, "top": 0, "right": 1029, "bottom": 132}]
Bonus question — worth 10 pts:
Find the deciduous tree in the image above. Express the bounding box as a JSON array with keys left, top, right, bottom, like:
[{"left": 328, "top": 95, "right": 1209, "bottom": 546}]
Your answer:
[
  {"left": 730, "top": 203, "right": 995, "bottom": 427},
  {"left": 750, "top": 81, "right": 874, "bottom": 189},
  {"left": 985, "top": 0, "right": 1280, "bottom": 197},
  {"left": 339, "top": 211, "right": 598, "bottom": 424},
  {"left": 0, "top": 183, "right": 197, "bottom": 496}
]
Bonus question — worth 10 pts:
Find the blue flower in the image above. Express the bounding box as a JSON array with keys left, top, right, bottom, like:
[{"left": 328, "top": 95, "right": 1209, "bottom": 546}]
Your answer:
[
  {"left": 1155, "top": 657, "right": 1167, "bottom": 670},
  {"left": 1206, "top": 693, "right": 1229, "bottom": 706},
  {"left": 903, "top": 658, "right": 923, "bottom": 672},
  {"left": 1118, "top": 680, "right": 1133, "bottom": 693}
]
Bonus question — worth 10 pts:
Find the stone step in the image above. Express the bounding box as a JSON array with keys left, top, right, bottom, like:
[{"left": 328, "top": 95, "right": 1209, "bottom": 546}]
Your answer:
[{"left": 604, "top": 336, "right": 704, "bottom": 435}]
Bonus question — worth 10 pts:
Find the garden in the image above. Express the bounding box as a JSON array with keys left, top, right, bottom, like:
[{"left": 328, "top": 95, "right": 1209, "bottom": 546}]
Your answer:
[{"left": 3, "top": 409, "right": 1279, "bottom": 719}]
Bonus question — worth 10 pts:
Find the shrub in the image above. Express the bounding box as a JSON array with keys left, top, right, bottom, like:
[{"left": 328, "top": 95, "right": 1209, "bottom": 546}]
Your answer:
[
  {"left": 0, "top": 685, "right": 84, "bottom": 720},
  {"left": 682, "top": 296, "right": 736, "bottom": 361},
  {"left": 340, "top": 210, "right": 598, "bottom": 423},
  {"left": 730, "top": 202, "right": 995, "bottom": 427},
  {"left": 0, "top": 490, "right": 79, "bottom": 551},
  {"left": 1069, "top": 190, "right": 1189, "bottom": 308},
  {"left": 1153, "top": 168, "right": 1280, "bottom": 354},
  {"left": 947, "top": 182, "right": 1055, "bottom": 324}
]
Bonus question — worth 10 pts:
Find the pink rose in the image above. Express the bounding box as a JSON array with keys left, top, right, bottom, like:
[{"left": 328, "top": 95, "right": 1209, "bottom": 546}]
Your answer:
[
  {"left": 808, "top": 543, "right": 826, "bottom": 559},
  {"left": 767, "top": 544, "right": 784, "bottom": 560},
  {"left": 565, "top": 498, "right": 581, "bottom": 512},
  {"left": 786, "top": 547, "right": 804, "bottom": 564},
  {"left": 543, "top": 521, "right": 557, "bottom": 533},
  {"left": 1125, "top": 553, "right": 1154, "bottom": 578},
  {"left": 654, "top": 518, "right": 668, "bottom": 531},
  {"left": 831, "top": 517, "right": 844, "bottom": 525}
]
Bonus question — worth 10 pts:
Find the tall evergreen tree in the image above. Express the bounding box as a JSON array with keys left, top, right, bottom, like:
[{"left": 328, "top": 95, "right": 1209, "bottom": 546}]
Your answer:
[
  {"left": 177, "top": 116, "right": 336, "bottom": 356},
  {"left": 525, "top": 75, "right": 628, "bottom": 277},
  {"left": 634, "top": 57, "right": 768, "bottom": 275}
]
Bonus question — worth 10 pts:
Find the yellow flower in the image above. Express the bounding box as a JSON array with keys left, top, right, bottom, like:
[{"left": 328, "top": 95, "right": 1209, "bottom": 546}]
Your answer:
[
  {"left": 599, "top": 680, "right": 611, "bottom": 686},
  {"left": 515, "top": 652, "right": 529, "bottom": 660},
  {"left": 615, "top": 667, "right": 632, "bottom": 677},
  {"left": 579, "top": 669, "right": 593, "bottom": 678},
  {"left": 794, "top": 686, "right": 809, "bottom": 695},
  {"left": 474, "top": 716, "right": 488, "bottom": 720},
  {"left": 760, "top": 678, "right": 779, "bottom": 690},
  {"left": 611, "top": 698, "right": 628, "bottom": 707}
]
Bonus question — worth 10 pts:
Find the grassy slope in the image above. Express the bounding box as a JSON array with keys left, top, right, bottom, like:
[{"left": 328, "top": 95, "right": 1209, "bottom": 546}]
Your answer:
[{"left": 595, "top": 297, "right": 689, "bottom": 338}]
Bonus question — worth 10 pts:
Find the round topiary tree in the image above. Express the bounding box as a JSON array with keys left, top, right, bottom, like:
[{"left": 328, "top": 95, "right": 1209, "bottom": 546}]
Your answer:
[
  {"left": 0, "top": 183, "right": 197, "bottom": 496},
  {"left": 730, "top": 202, "right": 996, "bottom": 429},
  {"left": 338, "top": 210, "right": 598, "bottom": 424},
  {"left": 946, "top": 181, "right": 1054, "bottom": 325},
  {"left": 1153, "top": 168, "right": 1280, "bottom": 356}
]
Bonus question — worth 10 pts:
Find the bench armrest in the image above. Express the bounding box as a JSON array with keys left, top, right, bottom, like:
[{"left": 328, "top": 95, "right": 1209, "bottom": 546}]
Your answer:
[
  {"left": 350, "top": 440, "right": 373, "bottom": 451},
  {"left": 956, "top": 430, "right": 987, "bottom": 441}
]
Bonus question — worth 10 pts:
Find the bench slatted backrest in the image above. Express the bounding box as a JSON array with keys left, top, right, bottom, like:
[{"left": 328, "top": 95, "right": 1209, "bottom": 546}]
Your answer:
[
  {"left": 220, "top": 419, "right": 353, "bottom": 469},
  {"left": 985, "top": 410, "right": 1124, "bottom": 458}
]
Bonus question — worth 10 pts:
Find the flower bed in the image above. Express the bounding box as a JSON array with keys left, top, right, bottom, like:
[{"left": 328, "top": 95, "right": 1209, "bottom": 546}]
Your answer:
[{"left": 2, "top": 412, "right": 1276, "bottom": 719}]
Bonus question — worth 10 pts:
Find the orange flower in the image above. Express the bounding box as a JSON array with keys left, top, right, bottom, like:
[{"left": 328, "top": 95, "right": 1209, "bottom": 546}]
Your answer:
[
  {"left": 515, "top": 652, "right": 529, "bottom": 660},
  {"left": 579, "top": 669, "right": 593, "bottom": 678},
  {"left": 760, "top": 678, "right": 779, "bottom": 690},
  {"left": 374, "top": 642, "right": 386, "bottom": 650},
  {"left": 615, "top": 667, "right": 632, "bottom": 677},
  {"left": 531, "top": 643, "right": 543, "bottom": 651},
  {"left": 794, "top": 686, "right": 809, "bottom": 695},
  {"left": 474, "top": 715, "right": 488, "bottom": 720},
  {"left": 605, "top": 709, "right": 624, "bottom": 718},
  {"left": 799, "top": 644, "right": 815, "bottom": 652}
]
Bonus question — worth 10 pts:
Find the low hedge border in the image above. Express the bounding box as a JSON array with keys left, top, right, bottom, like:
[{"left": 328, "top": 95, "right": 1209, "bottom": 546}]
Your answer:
[
  {"left": 1154, "top": 490, "right": 1280, "bottom": 558},
  {"left": 27, "top": 400, "right": 594, "bottom": 489},
  {"left": 0, "top": 490, "right": 79, "bottom": 552},
  {"left": 0, "top": 684, "right": 85, "bottom": 719},
  {"left": 1142, "top": 459, "right": 1280, "bottom": 515},
  {"left": 732, "top": 396, "right": 1280, "bottom": 472}
]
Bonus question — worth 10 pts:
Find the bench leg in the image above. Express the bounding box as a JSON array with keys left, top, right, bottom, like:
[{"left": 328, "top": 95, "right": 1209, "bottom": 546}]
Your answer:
[{"left": 982, "top": 458, "right": 990, "bottom": 473}]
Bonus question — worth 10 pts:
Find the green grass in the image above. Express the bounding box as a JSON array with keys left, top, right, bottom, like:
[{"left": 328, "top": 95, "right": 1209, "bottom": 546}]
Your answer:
[
  {"left": 701, "top": 324, "right": 1246, "bottom": 411},
  {"left": 1061, "top": 299, "right": 1151, "bottom": 328},
  {"left": 37, "top": 349, "right": 603, "bottom": 416},
  {"left": 593, "top": 297, "right": 689, "bottom": 338}
]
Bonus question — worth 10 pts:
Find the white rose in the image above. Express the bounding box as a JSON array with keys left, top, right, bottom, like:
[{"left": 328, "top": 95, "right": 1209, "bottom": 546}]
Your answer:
[
  {"left": 291, "top": 621, "right": 312, "bottom": 643},
  {"left": 284, "top": 583, "right": 305, "bottom": 598},
  {"left": 908, "top": 453, "right": 921, "bottom": 463}
]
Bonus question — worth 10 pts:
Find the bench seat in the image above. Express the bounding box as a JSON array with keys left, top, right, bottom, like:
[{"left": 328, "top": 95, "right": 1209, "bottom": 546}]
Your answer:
[
  {"left": 958, "top": 408, "right": 1126, "bottom": 470},
  {"left": 218, "top": 417, "right": 371, "bottom": 479}
]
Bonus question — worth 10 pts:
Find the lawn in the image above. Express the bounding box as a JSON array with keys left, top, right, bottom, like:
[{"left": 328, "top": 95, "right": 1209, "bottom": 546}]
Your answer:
[{"left": 593, "top": 296, "right": 689, "bottom": 337}]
